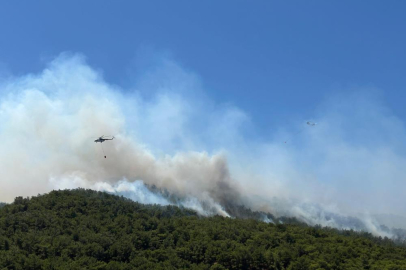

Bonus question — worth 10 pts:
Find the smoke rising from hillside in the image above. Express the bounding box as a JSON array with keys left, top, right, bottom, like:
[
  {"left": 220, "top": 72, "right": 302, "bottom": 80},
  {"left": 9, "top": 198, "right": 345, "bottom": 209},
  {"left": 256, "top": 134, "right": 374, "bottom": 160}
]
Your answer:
[
  {"left": 1, "top": 54, "right": 406, "bottom": 237},
  {"left": 0, "top": 54, "right": 240, "bottom": 216}
]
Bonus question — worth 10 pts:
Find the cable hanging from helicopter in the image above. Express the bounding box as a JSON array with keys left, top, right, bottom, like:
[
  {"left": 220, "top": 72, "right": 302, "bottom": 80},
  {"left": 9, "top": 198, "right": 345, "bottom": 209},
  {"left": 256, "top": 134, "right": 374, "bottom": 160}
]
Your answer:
[
  {"left": 94, "top": 135, "right": 115, "bottom": 158},
  {"left": 284, "top": 121, "right": 317, "bottom": 144}
]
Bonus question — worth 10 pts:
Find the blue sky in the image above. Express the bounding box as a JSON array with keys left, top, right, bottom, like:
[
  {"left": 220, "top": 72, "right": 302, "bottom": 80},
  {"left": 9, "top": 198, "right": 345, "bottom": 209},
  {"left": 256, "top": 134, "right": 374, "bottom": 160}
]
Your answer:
[{"left": 1, "top": 1, "right": 405, "bottom": 131}]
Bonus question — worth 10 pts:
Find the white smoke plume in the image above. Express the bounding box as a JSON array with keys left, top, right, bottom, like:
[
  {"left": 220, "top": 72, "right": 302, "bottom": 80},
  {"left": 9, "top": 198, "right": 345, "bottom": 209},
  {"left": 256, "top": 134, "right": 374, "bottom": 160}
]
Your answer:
[
  {"left": 0, "top": 54, "right": 238, "bottom": 217},
  {"left": 1, "top": 53, "right": 406, "bottom": 237}
]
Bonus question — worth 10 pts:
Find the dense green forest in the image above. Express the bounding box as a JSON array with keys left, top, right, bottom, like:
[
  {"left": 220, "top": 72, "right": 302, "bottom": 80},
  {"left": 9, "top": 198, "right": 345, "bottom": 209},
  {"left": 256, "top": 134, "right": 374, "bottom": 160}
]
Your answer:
[{"left": 1, "top": 189, "right": 406, "bottom": 269}]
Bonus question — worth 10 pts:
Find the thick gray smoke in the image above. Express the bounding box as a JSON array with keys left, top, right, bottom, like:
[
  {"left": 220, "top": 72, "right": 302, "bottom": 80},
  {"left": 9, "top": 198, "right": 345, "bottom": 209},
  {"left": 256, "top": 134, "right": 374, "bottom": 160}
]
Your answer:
[
  {"left": 1, "top": 53, "right": 405, "bottom": 238},
  {"left": 0, "top": 54, "right": 240, "bottom": 217}
]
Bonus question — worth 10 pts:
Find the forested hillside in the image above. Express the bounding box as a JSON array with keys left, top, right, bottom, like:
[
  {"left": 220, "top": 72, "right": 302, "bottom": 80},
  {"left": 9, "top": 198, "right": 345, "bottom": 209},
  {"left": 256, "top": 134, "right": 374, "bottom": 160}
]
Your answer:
[{"left": 1, "top": 189, "right": 406, "bottom": 269}]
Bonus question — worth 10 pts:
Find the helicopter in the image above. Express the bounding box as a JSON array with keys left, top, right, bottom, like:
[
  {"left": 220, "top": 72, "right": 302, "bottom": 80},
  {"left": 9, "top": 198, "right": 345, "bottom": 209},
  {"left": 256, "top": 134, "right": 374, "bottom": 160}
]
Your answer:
[{"left": 94, "top": 135, "right": 115, "bottom": 143}]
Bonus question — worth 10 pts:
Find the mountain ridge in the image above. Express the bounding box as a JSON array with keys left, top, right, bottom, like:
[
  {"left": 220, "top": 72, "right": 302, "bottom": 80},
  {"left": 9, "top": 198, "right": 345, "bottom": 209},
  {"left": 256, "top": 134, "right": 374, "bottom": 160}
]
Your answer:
[{"left": 1, "top": 189, "right": 406, "bottom": 269}]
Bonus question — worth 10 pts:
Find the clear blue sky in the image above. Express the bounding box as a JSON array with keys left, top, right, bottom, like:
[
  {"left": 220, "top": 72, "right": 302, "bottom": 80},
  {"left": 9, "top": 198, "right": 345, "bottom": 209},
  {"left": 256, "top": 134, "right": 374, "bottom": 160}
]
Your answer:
[{"left": 1, "top": 1, "right": 405, "bottom": 131}]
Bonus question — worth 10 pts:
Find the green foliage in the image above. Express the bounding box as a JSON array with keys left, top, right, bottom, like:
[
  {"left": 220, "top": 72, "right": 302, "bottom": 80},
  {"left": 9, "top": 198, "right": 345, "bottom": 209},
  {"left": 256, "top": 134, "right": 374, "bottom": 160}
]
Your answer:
[
  {"left": 0, "top": 189, "right": 406, "bottom": 269},
  {"left": 0, "top": 202, "right": 6, "bottom": 209}
]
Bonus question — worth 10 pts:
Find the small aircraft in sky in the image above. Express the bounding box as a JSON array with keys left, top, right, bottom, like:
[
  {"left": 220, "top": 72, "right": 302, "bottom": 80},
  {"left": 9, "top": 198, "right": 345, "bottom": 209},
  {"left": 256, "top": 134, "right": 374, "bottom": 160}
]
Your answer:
[
  {"left": 94, "top": 135, "right": 114, "bottom": 143},
  {"left": 306, "top": 121, "right": 317, "bottom": 126}
]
